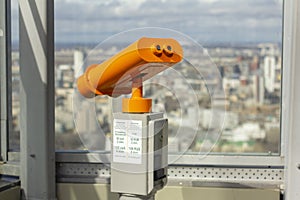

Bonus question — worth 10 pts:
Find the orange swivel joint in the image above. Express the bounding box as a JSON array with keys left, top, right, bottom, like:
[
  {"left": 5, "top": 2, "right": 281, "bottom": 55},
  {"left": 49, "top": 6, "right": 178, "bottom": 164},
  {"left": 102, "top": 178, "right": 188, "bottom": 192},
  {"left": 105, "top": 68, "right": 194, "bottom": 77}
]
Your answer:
[{"left": 77, "top": 37, "right": 183, "bottom": 113}]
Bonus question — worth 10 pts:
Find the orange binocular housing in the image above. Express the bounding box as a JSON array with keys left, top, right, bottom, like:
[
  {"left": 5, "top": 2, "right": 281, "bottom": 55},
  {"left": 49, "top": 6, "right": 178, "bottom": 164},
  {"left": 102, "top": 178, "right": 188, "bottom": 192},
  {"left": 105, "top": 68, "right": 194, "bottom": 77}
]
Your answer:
[{"left": 77, "top": 37, "right": 183, "bottom": 112}]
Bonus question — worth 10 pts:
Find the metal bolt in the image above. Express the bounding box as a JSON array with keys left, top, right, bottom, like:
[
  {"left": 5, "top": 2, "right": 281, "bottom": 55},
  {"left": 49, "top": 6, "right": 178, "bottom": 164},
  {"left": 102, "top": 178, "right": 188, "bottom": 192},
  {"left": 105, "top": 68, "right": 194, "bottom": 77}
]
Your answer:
[{"left": 160, "top": 135, "right": 163, "bottom": 142}]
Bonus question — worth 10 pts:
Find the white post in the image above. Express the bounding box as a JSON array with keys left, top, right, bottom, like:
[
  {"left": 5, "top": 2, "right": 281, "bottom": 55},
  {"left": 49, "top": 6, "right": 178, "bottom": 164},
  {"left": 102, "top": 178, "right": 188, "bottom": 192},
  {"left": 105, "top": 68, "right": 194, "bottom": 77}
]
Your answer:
[{"left": 283, "top": 0, "right": 300, "bottom": 199}]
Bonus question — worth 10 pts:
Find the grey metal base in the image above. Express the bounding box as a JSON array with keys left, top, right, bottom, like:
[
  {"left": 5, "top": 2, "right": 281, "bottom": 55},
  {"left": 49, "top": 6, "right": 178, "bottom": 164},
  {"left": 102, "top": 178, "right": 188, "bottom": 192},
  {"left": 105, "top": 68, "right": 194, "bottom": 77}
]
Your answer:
[
  {"left": 111, "top": 112, "right": 168, "bottom": 197},
  {"left": 119, "top": 194, "right": 155, "bottom": 200}
]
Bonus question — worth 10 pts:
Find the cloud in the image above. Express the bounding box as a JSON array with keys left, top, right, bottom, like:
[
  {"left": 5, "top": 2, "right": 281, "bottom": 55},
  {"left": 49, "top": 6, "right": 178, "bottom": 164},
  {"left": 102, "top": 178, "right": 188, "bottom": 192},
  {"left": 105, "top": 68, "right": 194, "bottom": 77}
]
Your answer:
[{"left": 12, "top": 0, "right": 283, "bottom": 44}]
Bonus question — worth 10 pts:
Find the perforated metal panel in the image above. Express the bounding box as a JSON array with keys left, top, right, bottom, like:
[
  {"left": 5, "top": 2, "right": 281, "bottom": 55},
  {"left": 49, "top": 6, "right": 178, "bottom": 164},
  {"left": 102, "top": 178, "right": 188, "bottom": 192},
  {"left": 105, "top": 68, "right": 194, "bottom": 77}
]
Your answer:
[
  {"left": 167, "top": 166, "right": 284, "bottom": 189},
  {"left": 168, "top": 166, "right": 283, "bottom": 181},
  {"left": 56, "top": 163, "right": 111, "bottom": 183},
  {"left": 56, "top": 163, "right": 284, "bottom": 189}
]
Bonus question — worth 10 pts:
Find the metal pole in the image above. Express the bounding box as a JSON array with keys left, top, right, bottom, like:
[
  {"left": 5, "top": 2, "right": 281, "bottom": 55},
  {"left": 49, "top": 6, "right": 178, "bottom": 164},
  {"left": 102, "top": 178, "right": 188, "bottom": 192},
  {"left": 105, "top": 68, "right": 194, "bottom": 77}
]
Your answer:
[
  {"left": 0, "top": 0, "right": 11, "bottom": 162},
  {"left": 19, "top": 0, "right": 56, "bottom": 199},
  {"left": 284, "top": 0, "right": 300, "bottom": 199}
]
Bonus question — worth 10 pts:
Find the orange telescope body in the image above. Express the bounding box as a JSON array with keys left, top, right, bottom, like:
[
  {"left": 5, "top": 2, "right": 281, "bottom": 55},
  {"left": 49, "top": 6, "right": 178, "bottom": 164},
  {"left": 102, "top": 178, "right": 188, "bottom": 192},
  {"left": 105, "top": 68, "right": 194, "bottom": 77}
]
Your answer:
[{"left": 77, "top": 37, "right": 183, "bottom": 113}]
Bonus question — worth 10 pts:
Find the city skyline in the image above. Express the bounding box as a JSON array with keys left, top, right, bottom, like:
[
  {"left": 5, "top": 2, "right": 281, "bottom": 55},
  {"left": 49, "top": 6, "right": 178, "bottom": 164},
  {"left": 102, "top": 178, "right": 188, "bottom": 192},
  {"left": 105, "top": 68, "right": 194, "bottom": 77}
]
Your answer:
[{"left": 10, "top": 42, "right": 282, "bottom": 153}]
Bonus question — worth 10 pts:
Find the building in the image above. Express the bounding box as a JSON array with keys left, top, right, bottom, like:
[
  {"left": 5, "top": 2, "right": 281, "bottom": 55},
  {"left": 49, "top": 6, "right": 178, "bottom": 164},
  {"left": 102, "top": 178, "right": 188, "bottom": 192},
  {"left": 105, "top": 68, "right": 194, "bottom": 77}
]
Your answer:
[{"left": 263, "top": 56, "right": 281, "bottom": 93}]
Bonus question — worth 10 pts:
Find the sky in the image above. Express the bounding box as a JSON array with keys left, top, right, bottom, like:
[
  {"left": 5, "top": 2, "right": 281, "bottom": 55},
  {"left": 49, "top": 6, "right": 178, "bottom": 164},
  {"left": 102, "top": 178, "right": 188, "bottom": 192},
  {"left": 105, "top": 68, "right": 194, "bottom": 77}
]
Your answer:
[{"left": 11, "top": 0, "right": 283, "bottom": 45}]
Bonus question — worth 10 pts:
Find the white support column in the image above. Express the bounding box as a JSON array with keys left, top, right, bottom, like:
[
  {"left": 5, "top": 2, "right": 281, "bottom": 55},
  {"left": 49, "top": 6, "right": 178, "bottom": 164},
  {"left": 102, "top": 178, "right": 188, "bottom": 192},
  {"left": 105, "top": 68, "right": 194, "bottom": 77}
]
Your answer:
[
  {"left": 19, "top": 0, "right": 56, "bottom": 199},
  {"left": 0, "top": 0, "right": 11, "bottom": 162},
  {"left": 284, "top": 0, "right": 300, "bottom": 199}
]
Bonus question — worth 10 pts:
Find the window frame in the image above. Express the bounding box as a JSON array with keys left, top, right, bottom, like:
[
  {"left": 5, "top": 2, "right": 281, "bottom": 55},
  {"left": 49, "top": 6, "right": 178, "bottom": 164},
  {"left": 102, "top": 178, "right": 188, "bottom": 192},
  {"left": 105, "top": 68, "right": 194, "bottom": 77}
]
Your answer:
[
  {"left": 55, "top": 0, "right": 287, "bottom": 168},
  {"left": 282, "top": 0, "right": 300, "bottom": 198},
  {"left": 0, "top": 0, "right": 12, "bottom": 162},
  {"left": 3, "top": 0, "right": 293, "bottom": 191}
]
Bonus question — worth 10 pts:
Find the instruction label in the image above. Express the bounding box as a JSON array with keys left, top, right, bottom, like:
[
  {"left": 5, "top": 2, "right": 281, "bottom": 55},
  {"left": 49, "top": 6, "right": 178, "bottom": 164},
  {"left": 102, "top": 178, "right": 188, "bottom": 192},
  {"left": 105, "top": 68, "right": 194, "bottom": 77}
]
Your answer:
[{"left": 113, "top": 119, "right": 142, "bottom": 164}]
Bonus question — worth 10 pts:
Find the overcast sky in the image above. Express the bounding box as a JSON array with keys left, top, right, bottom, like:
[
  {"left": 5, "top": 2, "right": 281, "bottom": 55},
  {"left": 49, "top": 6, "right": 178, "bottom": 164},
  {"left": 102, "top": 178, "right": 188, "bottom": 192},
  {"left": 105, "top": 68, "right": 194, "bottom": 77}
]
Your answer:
[{"left": 11, "top": 0, "right": 283, "bottom": 44}]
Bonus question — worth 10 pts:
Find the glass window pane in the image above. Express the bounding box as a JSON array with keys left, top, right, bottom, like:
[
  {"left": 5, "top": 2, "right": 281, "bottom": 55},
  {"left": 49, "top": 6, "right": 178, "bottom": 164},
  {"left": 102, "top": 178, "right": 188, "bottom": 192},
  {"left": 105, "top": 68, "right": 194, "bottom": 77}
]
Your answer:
[{"left": 54, "top": 0, "right": 283, "bottom": 155}]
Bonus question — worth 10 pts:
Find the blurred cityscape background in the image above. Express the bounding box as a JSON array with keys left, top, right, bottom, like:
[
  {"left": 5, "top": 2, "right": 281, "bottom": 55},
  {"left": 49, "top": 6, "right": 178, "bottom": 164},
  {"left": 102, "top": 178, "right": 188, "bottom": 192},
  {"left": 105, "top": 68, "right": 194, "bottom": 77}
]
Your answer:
[
  {"left": 9, "top": 0, "right": 282, "bottom": 155},
  {"left": 10, "top": 42, "right": 281, "bottom": 154}
]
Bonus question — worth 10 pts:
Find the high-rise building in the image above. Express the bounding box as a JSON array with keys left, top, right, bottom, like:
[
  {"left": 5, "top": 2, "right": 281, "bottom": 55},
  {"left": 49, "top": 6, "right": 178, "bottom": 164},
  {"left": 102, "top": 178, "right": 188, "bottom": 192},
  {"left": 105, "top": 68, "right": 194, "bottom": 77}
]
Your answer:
[
  {"left": 258, "top": 43, "right": 280, "bottom": 56},
  {"left": 252, "top": 75, "right": 264, "bottom": 105},
  {"left": 264, "top": 56, "right": 280, "bottom": 93},
  {"left": 75, "top": 101, "right": 98, "bottom": 134},
  {"left": 73, "top": 50, "right": 85, "bottom": 78}
]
